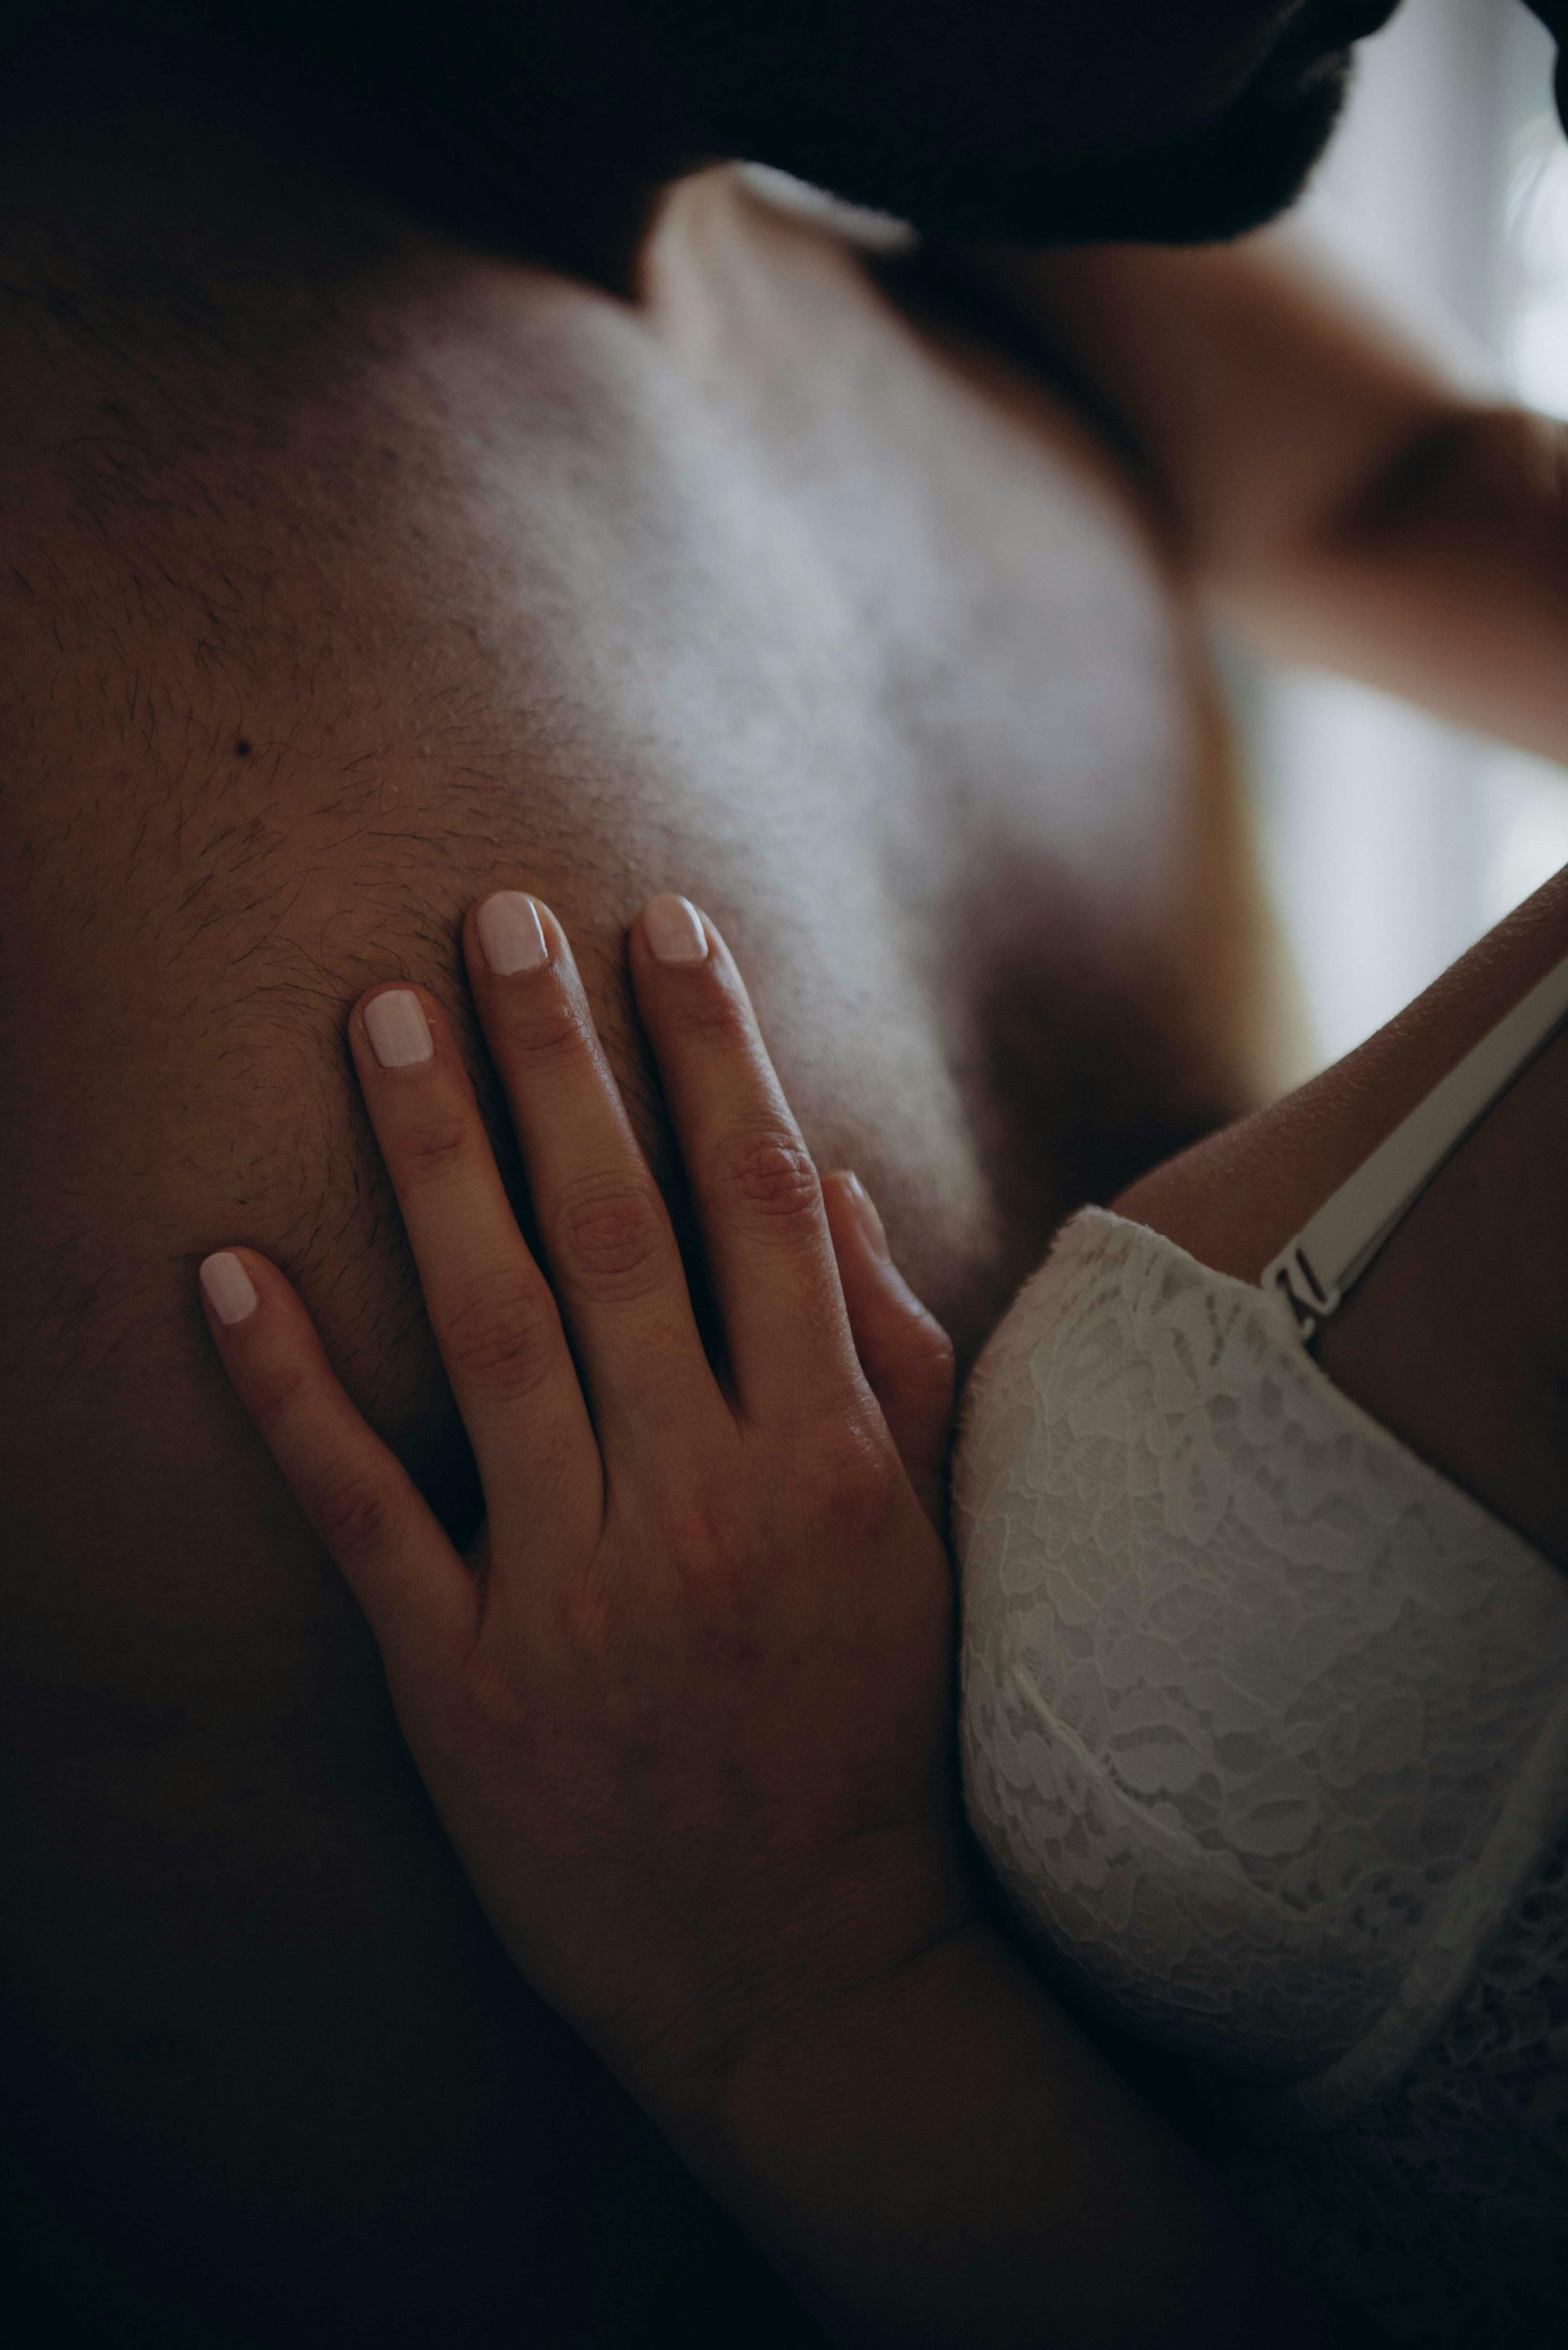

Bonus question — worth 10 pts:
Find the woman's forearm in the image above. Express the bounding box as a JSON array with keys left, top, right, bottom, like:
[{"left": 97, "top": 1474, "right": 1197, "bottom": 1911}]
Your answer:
[
  {"left": 960, "top": 237, "right": 1568, "bottom": 767},
  {"left": 653, "top": 1920, "right": 1327, "bottom": 2350}
]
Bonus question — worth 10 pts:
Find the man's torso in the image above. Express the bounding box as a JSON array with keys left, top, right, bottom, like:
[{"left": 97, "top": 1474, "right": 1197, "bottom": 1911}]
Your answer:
[{"left": 0, "top": 103, "right": 1265, "bottom": 2344}]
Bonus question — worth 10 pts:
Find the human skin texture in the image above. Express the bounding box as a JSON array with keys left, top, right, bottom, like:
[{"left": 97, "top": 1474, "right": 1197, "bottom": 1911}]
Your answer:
[
  {"left": 194, "top": 890, "right": 1324, "bottom": 2350},
  {"left": 0, "top": 0, "right": 1464, "bottom": 2331},
  {"left": 0, "top": 99, "right": 1260, "bottom": 2347},
  {"left": 1121, "top": 863, "right": 1568, "bottom": 1570}
]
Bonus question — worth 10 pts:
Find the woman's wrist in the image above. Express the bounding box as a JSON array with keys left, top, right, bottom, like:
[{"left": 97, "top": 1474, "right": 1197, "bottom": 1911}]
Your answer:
[
  {"left": 602, "top": 1826, "right": 984, "bottom": 2118},
  {"left": 645, "top": 1915, "right": 1020, "bottom": 2344},
  {"left": 674, "top": 1909, "right": 1004, "bottom": 2150}
]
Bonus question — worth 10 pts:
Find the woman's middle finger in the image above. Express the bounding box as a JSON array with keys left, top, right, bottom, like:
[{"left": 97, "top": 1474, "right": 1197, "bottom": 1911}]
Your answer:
[
  {"left": 626, "top": 896, "right": 861, "bottom": 1426},
  {"left": 465, "top": 894, "right": 718, "bottom": 1456}
]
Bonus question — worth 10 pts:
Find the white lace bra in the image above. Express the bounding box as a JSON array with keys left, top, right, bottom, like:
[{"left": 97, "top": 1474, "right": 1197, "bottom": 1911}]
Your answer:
[
  {"left": 953, "top": 957, "right": 1568, "bottom": 2338},
  {"left": 954, "top": 1211, "right": 1568, "bottom": 2336},
  {"left": 956, "top": 1207, "right": 1568, "bottom": 2098}
]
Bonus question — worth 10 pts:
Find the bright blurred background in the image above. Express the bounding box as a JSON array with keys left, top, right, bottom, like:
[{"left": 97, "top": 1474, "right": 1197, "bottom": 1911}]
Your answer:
[{"left": 1247, "top": 0, "right": 1568, "bottom": 1066}]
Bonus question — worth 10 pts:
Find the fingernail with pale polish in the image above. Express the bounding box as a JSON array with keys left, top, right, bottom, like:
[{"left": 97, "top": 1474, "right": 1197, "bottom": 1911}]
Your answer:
[
  {"left": 201, "top": 1250, "right": 258, "bottom": 1326},
  {"left": 476, "top": 891, "right": 550, "bottom": 976},
  {"left": 840, "top": 1171, "right": 891, "bottom": 1262},
  {"left": 364, "top": 989, "right": 434, "bottom": 1068},
  {"left": 643, "top": 894, "right": 709, "bottom": 965}
]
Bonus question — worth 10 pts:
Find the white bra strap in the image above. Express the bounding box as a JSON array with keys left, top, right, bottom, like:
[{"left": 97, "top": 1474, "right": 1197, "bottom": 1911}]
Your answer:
[{"left": 1263, "top": 949, "right": 1568, "bottom": 1336}]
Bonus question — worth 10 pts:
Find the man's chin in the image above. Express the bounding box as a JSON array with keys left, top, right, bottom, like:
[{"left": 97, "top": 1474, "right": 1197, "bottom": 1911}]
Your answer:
[{"left": 781, "top": 53, "right": 1352, "bottom": 247}]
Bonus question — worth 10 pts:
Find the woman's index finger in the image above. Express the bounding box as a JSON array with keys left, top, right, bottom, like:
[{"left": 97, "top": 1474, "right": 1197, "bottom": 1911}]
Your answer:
[{"left": 198, "top": 1246, "right": 478, "bottom": 1674}]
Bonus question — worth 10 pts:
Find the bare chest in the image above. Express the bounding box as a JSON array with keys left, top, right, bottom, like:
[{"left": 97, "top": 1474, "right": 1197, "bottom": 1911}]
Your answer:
[
  {"left": 0, "top": 170, "right": 1258, "bottom": 2348},
  {"left": 1, "top": 207, "right": 1247, "bottom": 1395}
]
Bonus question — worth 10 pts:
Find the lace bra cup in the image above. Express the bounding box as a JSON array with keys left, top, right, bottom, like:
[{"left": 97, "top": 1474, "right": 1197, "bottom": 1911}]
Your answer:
[{"left": 954, "top": 1208, "right": 1568, "bottom": 2121}]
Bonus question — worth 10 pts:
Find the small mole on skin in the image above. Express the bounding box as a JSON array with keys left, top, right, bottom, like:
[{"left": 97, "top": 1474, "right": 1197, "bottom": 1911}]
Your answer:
[{"left": 234, "top": 739, "right": 252, "bottom": 757}]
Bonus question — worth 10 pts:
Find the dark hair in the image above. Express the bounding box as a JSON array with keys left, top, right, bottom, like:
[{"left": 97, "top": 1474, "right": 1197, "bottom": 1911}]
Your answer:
[{"left": 0, "top": 0, "right": 1358, "bottom": 252}]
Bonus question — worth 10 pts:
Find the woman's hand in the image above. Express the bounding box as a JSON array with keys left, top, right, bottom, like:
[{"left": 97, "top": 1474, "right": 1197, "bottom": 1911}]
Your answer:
[
  {"left": 198, "top": 892, "right": 965, "bottom": 2097},
  {"left": 198, "top": 892, "right": 1325, "bottom": 2346}
]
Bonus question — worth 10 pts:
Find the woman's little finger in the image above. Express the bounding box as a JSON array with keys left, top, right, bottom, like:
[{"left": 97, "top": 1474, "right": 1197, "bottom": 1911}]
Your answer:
[{"left": 821, "top": 1173, "right": 956, "bottom": 1527}]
